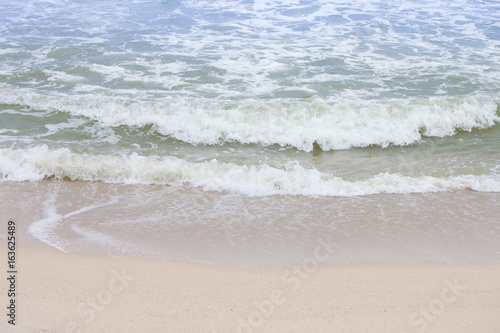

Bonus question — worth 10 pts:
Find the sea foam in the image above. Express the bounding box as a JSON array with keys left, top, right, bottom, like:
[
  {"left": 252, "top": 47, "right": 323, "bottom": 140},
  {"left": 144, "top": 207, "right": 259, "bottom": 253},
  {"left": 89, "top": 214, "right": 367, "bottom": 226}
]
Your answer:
[
  {"left": 1, "top": 88, "right": 498, "bottom": 152},
  {"left": 1, "top": 145, "right": 499, "bottom": 196}
]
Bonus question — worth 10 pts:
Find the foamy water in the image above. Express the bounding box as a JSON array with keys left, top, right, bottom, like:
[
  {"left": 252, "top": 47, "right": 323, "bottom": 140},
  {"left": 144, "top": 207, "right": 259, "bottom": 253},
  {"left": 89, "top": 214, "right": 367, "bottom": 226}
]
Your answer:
[{"left": 1, "top": 0, "right": 500, "bottom": 196}]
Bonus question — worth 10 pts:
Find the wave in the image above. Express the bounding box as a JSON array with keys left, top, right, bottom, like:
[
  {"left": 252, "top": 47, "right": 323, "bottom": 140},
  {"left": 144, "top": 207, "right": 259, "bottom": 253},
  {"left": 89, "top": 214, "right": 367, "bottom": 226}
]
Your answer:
[
  {"left": 1, "top": 88, "right": 498, "bottom": 151},
  {"left": 1, "top": 146, "right": 499, "bottom": 196}
]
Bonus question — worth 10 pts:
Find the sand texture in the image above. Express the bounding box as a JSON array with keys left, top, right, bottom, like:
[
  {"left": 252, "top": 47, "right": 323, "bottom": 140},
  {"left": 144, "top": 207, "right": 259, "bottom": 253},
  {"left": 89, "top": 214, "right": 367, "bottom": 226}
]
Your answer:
[{"left": 0, "top": 244, "right": 499, "bottom": 333}]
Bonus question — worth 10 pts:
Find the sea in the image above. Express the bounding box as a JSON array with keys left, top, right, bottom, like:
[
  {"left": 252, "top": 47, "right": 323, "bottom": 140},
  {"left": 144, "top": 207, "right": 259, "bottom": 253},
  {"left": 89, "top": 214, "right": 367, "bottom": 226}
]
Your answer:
[{"left": 1, "top": 0, "right": 500, "bottom": 266}]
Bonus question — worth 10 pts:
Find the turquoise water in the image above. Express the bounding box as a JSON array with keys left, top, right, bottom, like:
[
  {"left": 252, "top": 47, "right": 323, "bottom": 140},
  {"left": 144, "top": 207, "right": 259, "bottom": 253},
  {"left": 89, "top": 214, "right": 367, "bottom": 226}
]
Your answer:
[{"left": 1, "top": 0, "right": 499, "bottom": 196}]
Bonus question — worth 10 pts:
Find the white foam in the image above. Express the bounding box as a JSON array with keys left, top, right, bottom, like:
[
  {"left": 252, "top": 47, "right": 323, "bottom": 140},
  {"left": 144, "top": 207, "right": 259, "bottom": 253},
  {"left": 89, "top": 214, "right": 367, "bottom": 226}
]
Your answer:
[
  {"left": 42, "top": 118, "right": 86, "bottom": 137},
  {"left": 1, "top": 88, "right": 498, "bottom": 151},
  {"left": 4, "top": 0, "right": 500, "bottom": 103},
  {"left": 28, "top": 195, "right": 118, "bottom": 251},
  {"left": 2, "top": 146, "right": 499, "bottom": 196},
  {"left": 27, "top": 195, "right": 67, "bottom": 252},
  {"left": 44, "top": 70, "right": 86, "bottom": 83}
]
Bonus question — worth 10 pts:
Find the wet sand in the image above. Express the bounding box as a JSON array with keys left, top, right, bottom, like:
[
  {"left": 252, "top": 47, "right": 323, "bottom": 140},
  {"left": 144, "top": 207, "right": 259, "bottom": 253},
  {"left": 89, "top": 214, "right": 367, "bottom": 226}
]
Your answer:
[{"left": 1, "top": 180, "right": 500, "bottom": 266}]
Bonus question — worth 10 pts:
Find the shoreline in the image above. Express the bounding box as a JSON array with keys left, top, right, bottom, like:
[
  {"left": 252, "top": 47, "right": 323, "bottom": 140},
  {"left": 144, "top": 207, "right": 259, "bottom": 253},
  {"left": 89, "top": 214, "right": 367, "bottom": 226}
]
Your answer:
[
  {"left": 1, "top": 243, "right": 499, "bottom": 332},
  {"left": 1, "top": 0, "right": 500, "bottom": 331},
  {"left": 1, "top": 180, "right": 500, "bottom": 331},
  {"left": 2, "top": 180, "right": 500, "bottom": 267}
]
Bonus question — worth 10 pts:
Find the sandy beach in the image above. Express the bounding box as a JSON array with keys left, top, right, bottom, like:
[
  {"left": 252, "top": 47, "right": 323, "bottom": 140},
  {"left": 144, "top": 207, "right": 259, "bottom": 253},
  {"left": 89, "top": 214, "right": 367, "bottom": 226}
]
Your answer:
[
  {"left": 2, "top": 0, "right": 500, "bottom": 332},
  {"left": 0, "top": 244, "right": 498, "bottom": 332},
  {"left": 1, "top": 180, "right": 500, "bottom": 332}
]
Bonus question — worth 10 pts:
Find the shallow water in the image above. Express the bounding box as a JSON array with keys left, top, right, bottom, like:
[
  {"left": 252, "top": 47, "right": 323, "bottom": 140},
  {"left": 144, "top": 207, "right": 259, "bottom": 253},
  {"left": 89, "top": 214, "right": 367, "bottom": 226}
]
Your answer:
[{"left": 2, "top": 181, "right": 499, "bottom": 267}]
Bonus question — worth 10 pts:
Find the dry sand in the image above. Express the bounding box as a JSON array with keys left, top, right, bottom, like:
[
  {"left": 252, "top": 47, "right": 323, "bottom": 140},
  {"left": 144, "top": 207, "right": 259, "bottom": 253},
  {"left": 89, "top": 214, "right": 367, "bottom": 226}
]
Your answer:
[{"left": 1, "top": 244, "right": 499, "bottom": 333}]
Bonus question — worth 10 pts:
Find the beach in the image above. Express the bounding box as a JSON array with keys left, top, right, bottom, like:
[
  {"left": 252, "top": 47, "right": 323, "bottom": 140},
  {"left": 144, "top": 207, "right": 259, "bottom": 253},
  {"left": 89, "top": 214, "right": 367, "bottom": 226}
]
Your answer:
[
  {"left": 1, "top": 0, "right": 500, "bottom": 331},
  {"left": 0, "top": 244, "right": 499, "bottom": 333},
  {"left": 1, "top": 180, "right": 500, "bottom": 332}
]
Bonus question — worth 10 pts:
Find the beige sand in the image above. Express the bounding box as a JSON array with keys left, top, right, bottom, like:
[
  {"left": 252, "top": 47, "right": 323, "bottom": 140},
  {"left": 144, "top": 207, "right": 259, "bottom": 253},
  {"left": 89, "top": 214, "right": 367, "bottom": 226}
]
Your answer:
[{"left": 0, "top": 244, "right": 499, "bottom": 333}]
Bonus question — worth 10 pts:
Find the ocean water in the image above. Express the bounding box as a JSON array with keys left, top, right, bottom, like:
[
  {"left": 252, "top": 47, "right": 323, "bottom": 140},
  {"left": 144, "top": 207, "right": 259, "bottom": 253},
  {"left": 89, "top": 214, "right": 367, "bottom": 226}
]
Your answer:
[{"left": 1, "top": 0, "right": 500, "bottom": 197}]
